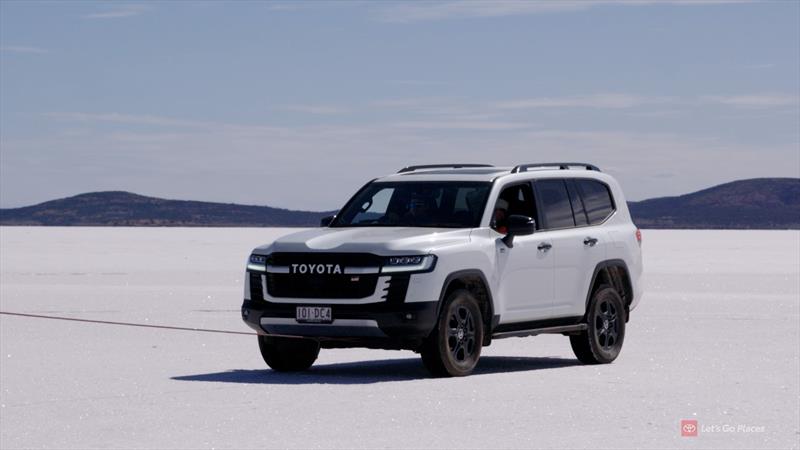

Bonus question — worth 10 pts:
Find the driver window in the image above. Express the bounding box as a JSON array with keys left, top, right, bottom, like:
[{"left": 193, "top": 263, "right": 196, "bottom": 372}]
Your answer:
[
  {"left": 491, "top": 184, "right": 536, "bottom": 233},
  {"left": 351, "top": 188, "right": 394, "bottom": 224}
]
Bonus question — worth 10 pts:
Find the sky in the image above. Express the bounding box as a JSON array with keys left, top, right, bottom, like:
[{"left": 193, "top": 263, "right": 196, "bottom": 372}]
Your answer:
[{"left": 1, "top": 0, "right": 798, "bottom": 210}]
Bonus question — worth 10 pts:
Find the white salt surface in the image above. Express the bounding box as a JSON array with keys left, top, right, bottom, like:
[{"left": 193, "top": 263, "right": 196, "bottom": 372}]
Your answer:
[{"left": 1, "top": 227, "right": 798, "bottom": 449}]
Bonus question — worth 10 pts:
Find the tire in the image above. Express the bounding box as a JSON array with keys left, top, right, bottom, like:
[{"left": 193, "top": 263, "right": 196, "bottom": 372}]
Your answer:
[
  {"left": 258, "top": 335, "right": 320, "bottom": 372},
  {"left": 420, "top": 289, "right": 484, "bottom": 377},
  {"left": 570, "top": 285, "right": 626, "bottom": 364}
]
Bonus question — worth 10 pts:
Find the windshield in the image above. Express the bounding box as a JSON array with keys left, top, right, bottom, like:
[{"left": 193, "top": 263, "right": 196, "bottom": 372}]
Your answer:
[{"left": 332, "top": 181, "right": 491, "bottom": 228}]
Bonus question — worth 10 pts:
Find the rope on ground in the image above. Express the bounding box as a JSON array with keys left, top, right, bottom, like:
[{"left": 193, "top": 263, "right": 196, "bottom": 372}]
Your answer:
[{"left": 0, "top": 311, "right": 257, "bottom": 336}]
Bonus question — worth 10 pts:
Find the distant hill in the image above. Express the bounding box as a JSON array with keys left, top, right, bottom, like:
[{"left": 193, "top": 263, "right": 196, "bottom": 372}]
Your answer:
[
  {"left": 0, "top": 191, "right": 333, "bottom": 227},
  {"left": 1, "top": 178, "right": 798, "bottom": 228},
  {"left": 628, "top": 178, "right": 800, "bottom": 229}
]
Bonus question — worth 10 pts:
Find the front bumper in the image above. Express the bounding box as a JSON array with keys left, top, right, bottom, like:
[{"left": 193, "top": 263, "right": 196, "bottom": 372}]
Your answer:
[{"left": 241, "top": 299, "right": 439, "bottom": 350}]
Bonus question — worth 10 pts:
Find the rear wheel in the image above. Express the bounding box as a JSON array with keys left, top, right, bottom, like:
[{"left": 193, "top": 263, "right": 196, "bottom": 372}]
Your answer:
[
  {"left": 258, "top": 335, "right": 320, "bottom": 372},
  {"left": 570, "top": 285, "right": 625, "bottom": 364},
  {"left": 569, "top": 285, "right": 625, "bottom": 364},
  {"left": 421, "top": 289, "right": 484, "bottom": 377}
]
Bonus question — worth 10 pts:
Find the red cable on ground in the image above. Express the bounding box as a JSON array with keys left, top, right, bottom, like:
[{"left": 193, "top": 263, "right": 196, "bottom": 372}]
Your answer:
[{"left": 0, "top": 311, "right": 257, "bottom": 336}]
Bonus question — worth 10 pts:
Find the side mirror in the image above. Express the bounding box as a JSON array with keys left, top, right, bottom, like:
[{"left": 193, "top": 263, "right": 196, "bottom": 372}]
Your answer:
[
  {"left": 502, "top": 215, "right": 535, "bottom": 248},
  {"left": 320, "top": 215, "right": 335, "bottom": 227}
]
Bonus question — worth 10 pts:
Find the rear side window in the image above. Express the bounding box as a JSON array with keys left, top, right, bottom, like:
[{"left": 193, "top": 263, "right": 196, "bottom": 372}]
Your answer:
[
  {"left": 536, "top": 179, "right": 574, "bottom": 229},
  {"left": 566, "top": 180, "right": 588, "bottom": 226},
  {"left": 576, "top": 179, "right": 615, "bottom": 224}
]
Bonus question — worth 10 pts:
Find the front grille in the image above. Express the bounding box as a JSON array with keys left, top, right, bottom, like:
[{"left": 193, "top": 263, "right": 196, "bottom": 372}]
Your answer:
[
  {"left": 265, "top": 252, "right": 384, "bottom": 299},
  {"left": 266, "top": 273, "right": 379, "bottom": 299}
]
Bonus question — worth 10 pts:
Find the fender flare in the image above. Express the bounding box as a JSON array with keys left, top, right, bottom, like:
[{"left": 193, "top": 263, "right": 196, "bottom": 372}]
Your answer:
[
  {"left": 436, "top": 269, "right": 496, "bottom": 330},
  {"left": 584, "top": 259, "right": 632, "bottom": 313}
]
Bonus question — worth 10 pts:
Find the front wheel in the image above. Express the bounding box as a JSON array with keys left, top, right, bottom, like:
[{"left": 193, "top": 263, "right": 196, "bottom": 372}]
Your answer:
[
  {"left": 570, "top": 285, "right": 626, "bottom": 364},
  {"left": 420, "top": 289, "right": 484, "bottom": 377},
  {"left": 258, "top": 335, "right": 320, "bottom": 372}
]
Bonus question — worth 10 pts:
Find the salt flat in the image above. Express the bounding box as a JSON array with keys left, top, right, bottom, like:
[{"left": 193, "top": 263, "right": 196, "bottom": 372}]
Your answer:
[{"left": 1, "top": 227, "right": 798, "bottom": 449}]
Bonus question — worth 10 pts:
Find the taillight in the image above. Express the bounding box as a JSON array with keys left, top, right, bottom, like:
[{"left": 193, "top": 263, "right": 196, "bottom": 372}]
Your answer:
[{"left": 635, "top": 229, "right": 642, "bottom": 245}]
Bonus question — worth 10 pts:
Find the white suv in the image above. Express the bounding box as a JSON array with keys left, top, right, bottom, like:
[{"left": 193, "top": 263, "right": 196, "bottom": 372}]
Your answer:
[{"left": 242, "top": 163, "right": 643, "bottom": 377}]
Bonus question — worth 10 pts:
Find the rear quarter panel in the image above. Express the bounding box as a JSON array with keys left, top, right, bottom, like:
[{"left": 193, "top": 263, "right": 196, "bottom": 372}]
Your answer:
[{"left": 603, "top": 179, "right": 644, "bottom": 311}]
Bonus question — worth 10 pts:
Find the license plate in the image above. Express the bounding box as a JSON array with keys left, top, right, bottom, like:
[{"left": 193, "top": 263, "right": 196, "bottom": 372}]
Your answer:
[{"left": 296, "top": 306, "right": 332, "bottom": 323}]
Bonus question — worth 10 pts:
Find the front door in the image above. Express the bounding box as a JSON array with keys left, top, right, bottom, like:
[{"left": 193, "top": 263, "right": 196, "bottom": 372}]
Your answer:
[{"left": 492, "top": 183, "right": 554, "bottom": 323}]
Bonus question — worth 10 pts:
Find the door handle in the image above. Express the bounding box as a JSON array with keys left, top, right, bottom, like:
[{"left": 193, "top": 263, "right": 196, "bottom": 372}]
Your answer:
[
  {"left": 537, "top": 242, "right": 552, "bottom": 251},
  {"left": 583, "top": 237, "right": 598, "bottom": 247}
]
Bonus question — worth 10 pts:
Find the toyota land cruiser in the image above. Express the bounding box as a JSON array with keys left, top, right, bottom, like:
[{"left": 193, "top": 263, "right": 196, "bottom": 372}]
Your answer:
[{"left": 242, "top": 163, "right": 643, "bottom": 377}]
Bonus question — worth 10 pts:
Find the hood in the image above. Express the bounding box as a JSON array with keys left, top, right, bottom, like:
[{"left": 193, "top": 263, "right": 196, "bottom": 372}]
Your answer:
[{"left": 254, "top": 227, "right": 472, "bottom": 254}]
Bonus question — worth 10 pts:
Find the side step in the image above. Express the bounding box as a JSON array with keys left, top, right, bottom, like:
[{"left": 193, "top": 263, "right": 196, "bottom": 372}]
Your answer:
[{"left": 492, "top": 323, "right": 587, "bottom": 340}]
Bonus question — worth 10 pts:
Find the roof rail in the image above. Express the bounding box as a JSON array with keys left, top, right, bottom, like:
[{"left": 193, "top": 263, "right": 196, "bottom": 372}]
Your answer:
[
  {"left": 397, "top": 164, "right": 495, "bottom": 174},
  {"left": 510, "top": 162, "right": 600, "bottom": 173}
]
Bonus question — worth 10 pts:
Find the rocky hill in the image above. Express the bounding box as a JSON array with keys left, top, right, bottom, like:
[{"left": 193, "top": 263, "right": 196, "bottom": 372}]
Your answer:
[
  {"left": 0, "top": 191, "right": 333, "bottom": 227},
  {"left": 627, "top": 178, "right": 799, "bottom": 229}
]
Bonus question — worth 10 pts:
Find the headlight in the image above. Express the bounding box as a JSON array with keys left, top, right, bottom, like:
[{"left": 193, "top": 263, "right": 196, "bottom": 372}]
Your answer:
[
  {"left": 381, "top": 255, "right": 436, "bottom": 274},
  {"left": 247, "top": 254, "right": 266, "bottom": 272}
]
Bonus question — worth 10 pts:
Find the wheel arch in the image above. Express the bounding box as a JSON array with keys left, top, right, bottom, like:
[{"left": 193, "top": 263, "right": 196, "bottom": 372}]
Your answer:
[
  {"left": 585, "top": 259, "right": 634, "bottom": 319},
  {"left": 437, "top": 269, "right": 495, "bottom": 345}
]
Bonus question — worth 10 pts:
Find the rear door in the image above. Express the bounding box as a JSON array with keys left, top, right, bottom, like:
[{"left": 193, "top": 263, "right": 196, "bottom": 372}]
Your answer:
[{"left": 534, "top": 178, "right": 609, "bottom": 318}]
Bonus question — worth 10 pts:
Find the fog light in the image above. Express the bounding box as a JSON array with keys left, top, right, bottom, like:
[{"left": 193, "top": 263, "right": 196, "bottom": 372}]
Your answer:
[{"left": 404, "top": 313, "right": 414, "bottom": 320}]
